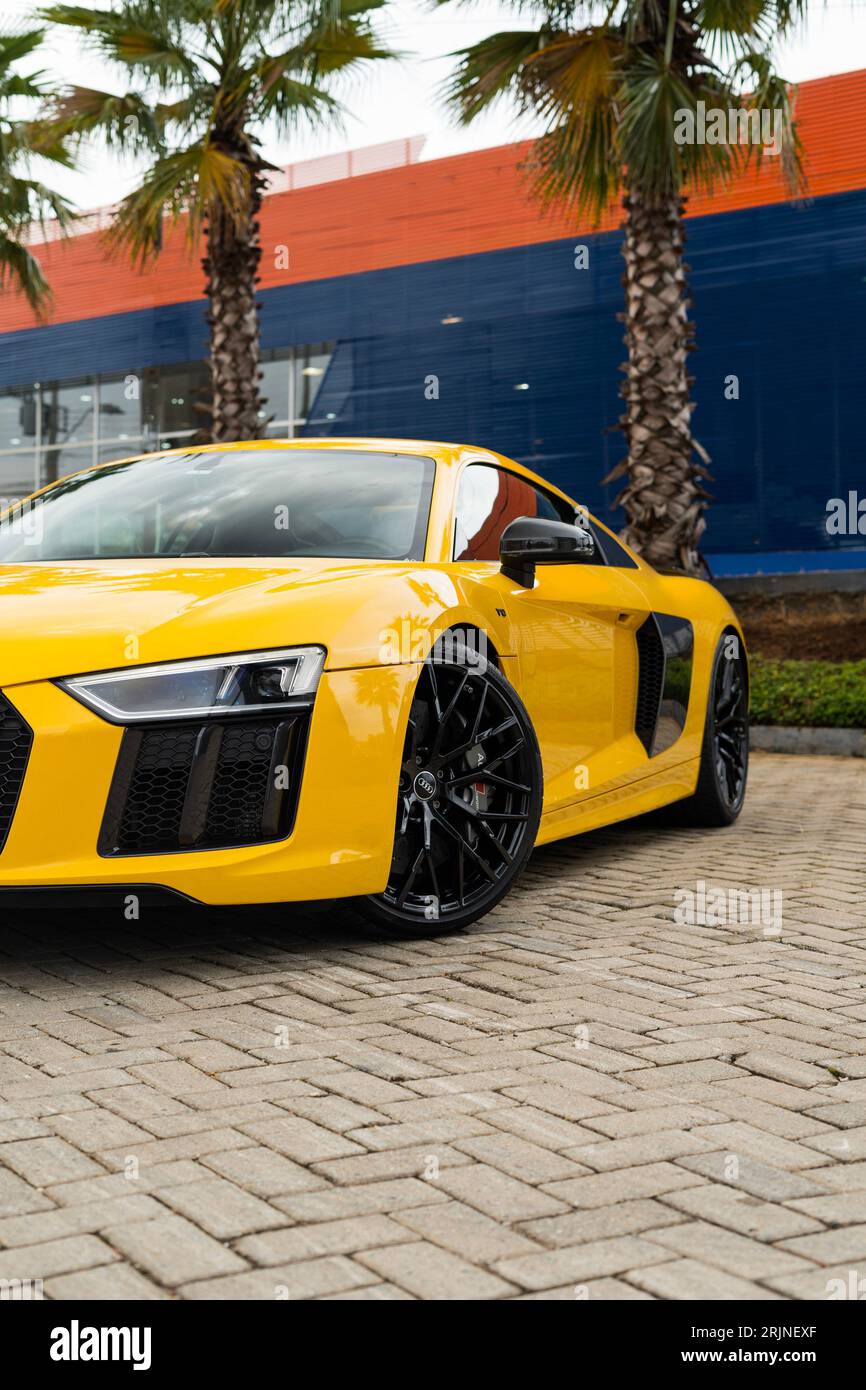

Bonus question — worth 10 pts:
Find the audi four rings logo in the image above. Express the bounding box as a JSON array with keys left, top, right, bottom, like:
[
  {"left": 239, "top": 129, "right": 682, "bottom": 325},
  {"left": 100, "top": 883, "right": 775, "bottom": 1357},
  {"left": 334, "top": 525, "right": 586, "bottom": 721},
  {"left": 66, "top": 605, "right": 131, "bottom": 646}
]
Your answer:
[{"left": 413, "top": 771, "right": 437, "bottom": 800}]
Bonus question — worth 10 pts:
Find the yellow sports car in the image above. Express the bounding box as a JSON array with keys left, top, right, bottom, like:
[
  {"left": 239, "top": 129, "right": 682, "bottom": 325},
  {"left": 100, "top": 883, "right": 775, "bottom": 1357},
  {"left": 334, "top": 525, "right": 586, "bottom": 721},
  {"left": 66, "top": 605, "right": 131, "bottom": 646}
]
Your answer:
[{"left": 0, "top": 439, "right": 748, "bottom": 934}]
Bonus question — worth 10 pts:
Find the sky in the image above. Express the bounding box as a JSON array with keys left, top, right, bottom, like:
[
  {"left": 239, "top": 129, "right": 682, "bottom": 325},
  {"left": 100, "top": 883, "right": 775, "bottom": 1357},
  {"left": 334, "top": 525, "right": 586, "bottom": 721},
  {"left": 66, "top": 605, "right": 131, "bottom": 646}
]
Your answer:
[{"left": 7, "top": 0, "right": 866, "bottom": 211}]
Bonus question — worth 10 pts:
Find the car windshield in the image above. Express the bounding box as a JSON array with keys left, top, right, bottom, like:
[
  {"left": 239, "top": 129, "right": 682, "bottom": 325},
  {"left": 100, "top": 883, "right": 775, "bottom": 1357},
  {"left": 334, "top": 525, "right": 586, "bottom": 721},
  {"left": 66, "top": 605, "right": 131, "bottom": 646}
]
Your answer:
[{"left": 0, "top": 448, "right": 435, "bottom": 562}]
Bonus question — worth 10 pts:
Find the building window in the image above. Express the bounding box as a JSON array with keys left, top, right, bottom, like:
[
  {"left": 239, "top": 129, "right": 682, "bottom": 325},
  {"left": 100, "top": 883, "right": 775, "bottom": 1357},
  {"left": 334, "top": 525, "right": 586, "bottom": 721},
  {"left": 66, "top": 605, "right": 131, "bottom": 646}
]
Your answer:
[{"left": 0, "top": 342, "right": 334, "bottom": 500}]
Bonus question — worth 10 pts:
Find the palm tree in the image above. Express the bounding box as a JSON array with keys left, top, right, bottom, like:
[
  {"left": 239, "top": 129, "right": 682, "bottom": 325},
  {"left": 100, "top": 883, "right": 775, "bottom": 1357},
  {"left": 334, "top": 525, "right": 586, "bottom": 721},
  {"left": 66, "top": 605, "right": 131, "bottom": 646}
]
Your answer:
[
  {"left": 0, "top": 26, "right": 72, "bottom": 313},
  {"left": 41, "top": 0, "right": 394, "bottom": 441},
  {"left": 440, "top": 1, "right": 803, "bottom": 573}
]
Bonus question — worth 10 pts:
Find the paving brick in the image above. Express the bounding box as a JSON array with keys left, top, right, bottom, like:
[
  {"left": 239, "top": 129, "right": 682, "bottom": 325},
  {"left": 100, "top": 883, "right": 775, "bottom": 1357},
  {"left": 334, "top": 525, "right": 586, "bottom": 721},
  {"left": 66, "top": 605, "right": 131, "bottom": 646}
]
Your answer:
[
  {"left": 158, "top": 1177, "right": 288, "bottom": 1239},
  {"left": 240, "top": 1115, "right": 363, "bottom": 1163},
  {"left": 660, "top": 1185, "right": 823, "bottom": 1241},
  {"left": 102, "top": 1214, "right": 247, "bottom": 1286},
  {"left": 626, "top": 1061, "right": 742, "bottom": 1089},
  {"left": 0, "top": 1194, "right": 164, "bottom": 1246},
  {"left": 130, "top": 1060, "right": 228, "bottom": 1093},
  {"left": 319, "top": 1282, "right": 415, "bottom": 1300},
  {"left": 785, "top": 1191, "right": 866, "bottom": 1224},
  {"left": 357, "top": 1241, "right": 515, "bottom": 1300},
  {"left": 646, "top": 1220, "right": 812, "bottom": 1278},
  {"left": 519, "top": 1199, "right": 685, "bottom": 1248},
  {"left": 778, "top": 1224, "right": 866, "bottom": 1265},
  {"left": 0, "top": 1136, "right": 104, "bottom": 1186},
  {"left": 48, "top": 1110, "right": 151, "bottom": 1154},
  {"left": 801, "top": 1127, "right": 866, "bottom": 1162},
  {"left": 583, "top": 1105, "right": 723, "bottom": 1138},
  {"left": 798, "top": 1161, "right": 866, "bottom": 1192},
  {"left": 237, "top": 1214, "right": 412, "bottom": 1265},
  {"left": 688, "top": 1121, "right": 833, "bottom": 1171},
  {"left": 492, "top": 1236, "right": 675, "bottom": 1292},
  {"left": 181, "top": 1256, "right": 379, "bottom": 1299},
  {"left": 345, "top": 1116, "right": 492, "bottom": 1150},
  {"left": 480, "top": 1106, "right": 601, "bottom": 1152},
  {"left": 677, "top": 1152, "right": 827, "bottom": 1202},
  {"left": 435, "top": 1164, "right": 569, "bottom": 1222},
  {"left": 312, "top": 1145, "right": 471, "bottom": 1185},
  {"left": 454, "top": 1133, "right": 586, "bottom": 1184},
  {"left": 762, "top": 1261, "right": 866, "bottom": 1300},
  {"left": 394, "top": 1199, "right": 540, "bottom": 1261},
  {"left": 544, "top": 1161, "right": 705, "bottom": 1208},
  {"left": 45, "top": 1160, "right": 210, "bottom": 1205},
  {"left": 0, "top": 1235, "right": 118, "bottom": 1282},
  {"left": 733, "top": 1053, "right": 833, "bottom": 1088},
  {"left": 45, "top": 1263, "right": 169, "bottom": 1300},
  {"left": 499, "top": 1085, "right": 621, "bottom": 1123},
  {"left": 201, "top": 1145, "right": 328, "bottom": 1197},
  {"left": 627, "top": 1258, "right": 782, "bottom": 1301},
  {"left": 803, "top": 1102, "right": 866, "bottom": 1130},
  {"left": 0, "top": 1167, "right": 55, "bottom": 1217},
  {"left": 567, "top": 1129, "right": 711, "bottom": 1173},
  {"left": 273, "top": 1179, "right": 445, "bottom": 1223}
]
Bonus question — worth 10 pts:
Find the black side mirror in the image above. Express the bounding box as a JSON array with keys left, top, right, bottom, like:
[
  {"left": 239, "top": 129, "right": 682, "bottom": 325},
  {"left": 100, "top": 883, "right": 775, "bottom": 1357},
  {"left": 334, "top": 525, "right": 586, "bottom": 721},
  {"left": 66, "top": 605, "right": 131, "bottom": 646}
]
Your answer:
[{"left": 500, "top": 515, "right": 595, "bottom": 586}]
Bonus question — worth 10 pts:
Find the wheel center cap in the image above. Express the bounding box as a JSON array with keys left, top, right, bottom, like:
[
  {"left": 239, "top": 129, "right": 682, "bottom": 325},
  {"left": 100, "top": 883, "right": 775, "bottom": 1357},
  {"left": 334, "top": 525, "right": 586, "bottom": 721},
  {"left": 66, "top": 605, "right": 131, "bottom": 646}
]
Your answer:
[{"left": 413, "top": 769, "right": 437, "bottom": 801}]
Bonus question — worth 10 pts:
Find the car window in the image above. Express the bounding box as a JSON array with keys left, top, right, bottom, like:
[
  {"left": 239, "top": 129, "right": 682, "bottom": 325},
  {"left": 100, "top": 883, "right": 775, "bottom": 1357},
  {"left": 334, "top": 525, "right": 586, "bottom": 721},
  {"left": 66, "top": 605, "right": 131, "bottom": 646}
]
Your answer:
[
  {"left": 0, "top": 449, "right": 435, "bottom": 562},
  {"left": 453, "top": 464, "right": 571, "bottom": 561},
  {"left": 588, "top": 522, "right": 639, "bottom": 569}
]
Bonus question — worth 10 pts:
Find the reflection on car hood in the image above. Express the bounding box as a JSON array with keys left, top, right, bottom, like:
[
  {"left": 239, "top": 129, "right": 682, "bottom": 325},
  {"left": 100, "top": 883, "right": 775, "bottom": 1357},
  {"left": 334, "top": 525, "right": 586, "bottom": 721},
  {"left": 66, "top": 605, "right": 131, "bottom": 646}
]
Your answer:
[{"left": 0, "top": 557, "right": 442, "bottom": 686}]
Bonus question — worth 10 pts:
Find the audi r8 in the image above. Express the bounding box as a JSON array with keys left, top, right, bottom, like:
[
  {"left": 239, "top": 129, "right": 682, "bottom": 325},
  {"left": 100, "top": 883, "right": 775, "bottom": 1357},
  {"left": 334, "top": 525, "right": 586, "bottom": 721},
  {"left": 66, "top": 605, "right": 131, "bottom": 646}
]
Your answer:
[{"left": 0, "top": 439, "right": 748, "bottom": 933}]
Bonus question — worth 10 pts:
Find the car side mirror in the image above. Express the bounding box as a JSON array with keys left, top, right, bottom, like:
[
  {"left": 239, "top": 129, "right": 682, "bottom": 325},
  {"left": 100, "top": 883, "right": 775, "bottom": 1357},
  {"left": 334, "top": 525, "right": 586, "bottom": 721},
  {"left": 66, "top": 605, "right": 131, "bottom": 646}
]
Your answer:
[{"left": 500, "top": 515, "right": 595, "bottom": 587}]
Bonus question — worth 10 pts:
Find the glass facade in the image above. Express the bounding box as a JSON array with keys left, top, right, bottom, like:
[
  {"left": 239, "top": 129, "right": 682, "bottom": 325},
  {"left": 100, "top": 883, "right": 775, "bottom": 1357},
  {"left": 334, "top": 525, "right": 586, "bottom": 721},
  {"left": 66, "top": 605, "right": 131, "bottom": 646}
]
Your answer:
[{"left": 0, "top": 342, "right": 334, "bottom": 503}]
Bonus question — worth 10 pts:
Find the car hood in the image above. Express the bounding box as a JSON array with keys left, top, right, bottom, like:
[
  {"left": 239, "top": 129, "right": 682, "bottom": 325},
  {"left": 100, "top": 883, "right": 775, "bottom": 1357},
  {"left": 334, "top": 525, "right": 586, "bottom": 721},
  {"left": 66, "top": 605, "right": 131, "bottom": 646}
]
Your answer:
[{"left": 0, "top": 557, "right": 439, "bottom": 686}]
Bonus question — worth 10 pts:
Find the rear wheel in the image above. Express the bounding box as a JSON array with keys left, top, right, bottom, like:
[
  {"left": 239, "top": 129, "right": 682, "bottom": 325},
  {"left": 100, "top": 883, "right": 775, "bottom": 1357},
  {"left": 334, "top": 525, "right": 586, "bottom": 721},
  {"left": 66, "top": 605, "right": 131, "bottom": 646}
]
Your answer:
[
  {"left": 682, "top": 633, "right": 749, "bottom": 825},
  {"left": 360, "top": 647, "right": 542, "bottom": 935}
]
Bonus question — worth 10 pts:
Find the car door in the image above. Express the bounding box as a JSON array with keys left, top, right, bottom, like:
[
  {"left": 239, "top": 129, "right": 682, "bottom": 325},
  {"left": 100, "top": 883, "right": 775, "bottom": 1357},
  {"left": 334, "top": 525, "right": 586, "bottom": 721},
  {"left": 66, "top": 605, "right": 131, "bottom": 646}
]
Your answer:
[{"left": 452, "top": 463, "right": 651, "bottom": 814}]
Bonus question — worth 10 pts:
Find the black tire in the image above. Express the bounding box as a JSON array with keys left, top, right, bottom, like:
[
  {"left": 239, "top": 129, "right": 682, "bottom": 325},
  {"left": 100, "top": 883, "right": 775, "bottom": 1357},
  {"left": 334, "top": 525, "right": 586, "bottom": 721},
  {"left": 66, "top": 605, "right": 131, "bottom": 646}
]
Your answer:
[
  {"left": 359, "top": 644, "right": 543, "bottom": 936},
  {"left": 681, "top": 631, "right": 749, "bottom": 826}
]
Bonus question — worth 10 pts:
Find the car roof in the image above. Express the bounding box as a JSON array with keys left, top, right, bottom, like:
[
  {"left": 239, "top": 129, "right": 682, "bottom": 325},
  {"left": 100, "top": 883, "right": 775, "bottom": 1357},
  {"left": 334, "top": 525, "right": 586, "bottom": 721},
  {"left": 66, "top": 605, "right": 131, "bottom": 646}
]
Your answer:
[{"left": 156, "top": 437, "right": 584, "bottom": 516}]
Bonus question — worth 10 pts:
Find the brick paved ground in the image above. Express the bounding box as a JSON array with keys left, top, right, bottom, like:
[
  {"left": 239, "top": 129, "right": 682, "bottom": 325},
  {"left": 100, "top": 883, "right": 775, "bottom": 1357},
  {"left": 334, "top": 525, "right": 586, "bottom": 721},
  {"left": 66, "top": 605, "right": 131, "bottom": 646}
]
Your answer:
[{"left": 1, "top": 751, "right": 865, "bottom": 1301}]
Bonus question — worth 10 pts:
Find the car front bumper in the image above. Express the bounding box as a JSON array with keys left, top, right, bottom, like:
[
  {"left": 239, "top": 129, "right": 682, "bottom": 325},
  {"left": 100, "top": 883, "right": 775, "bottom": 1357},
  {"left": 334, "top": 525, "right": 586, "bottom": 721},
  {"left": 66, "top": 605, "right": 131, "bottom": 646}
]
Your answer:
[{"left": 0, "top": 664, "right": 418, "bottom": 904}]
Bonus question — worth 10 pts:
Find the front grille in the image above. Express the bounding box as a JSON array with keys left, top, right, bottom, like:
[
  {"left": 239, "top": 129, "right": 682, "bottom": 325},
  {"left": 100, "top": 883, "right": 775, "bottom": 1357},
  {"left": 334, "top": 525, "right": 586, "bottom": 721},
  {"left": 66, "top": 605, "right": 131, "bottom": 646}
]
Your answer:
[
  {"left": 0, "top": 693, "right": 33, "bottom": 853},
  {"left": 99, "top": 714, "right": 309, "bottom": 856},
  {"left": 635, "top": 617, "right": 665, "bottom": 754}
]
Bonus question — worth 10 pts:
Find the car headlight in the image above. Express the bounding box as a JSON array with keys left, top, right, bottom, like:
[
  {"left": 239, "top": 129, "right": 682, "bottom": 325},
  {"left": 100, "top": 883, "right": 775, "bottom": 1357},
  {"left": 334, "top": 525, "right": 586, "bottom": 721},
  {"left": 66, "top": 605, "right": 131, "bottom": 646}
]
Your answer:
[{"left": 57, "top": 646, "right": 326, "bottom": 723}]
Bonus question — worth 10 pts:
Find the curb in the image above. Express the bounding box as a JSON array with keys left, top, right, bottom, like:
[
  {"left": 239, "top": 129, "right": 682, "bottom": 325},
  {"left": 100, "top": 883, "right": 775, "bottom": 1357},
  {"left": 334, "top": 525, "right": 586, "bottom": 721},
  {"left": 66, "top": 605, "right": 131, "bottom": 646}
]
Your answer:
[{"left": 751, "top": 725, "right": 866, "bottom": 757}]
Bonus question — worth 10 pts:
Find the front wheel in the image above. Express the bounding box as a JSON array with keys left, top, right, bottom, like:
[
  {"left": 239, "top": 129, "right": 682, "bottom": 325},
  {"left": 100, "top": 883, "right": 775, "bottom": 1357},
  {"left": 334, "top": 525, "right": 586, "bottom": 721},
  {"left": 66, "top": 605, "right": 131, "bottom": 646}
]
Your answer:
[{"left": 359, "top": 647, "right": 543, "bottom": 936}]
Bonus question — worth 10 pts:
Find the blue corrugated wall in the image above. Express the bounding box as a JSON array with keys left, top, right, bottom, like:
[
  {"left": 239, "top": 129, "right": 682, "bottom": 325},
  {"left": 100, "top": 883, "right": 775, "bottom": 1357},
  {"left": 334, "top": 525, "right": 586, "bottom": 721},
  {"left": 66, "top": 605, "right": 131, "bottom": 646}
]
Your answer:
[{"left": 1, "top": 186, "right": 864, "bottom": 568}]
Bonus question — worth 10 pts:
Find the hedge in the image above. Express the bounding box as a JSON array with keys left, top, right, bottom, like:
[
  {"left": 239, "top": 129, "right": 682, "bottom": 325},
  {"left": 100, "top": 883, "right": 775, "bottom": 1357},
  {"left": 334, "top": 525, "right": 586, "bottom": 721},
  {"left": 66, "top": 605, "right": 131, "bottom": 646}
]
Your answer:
[{"left": 749, "top": 658, "right": 866, "bottom": 729}]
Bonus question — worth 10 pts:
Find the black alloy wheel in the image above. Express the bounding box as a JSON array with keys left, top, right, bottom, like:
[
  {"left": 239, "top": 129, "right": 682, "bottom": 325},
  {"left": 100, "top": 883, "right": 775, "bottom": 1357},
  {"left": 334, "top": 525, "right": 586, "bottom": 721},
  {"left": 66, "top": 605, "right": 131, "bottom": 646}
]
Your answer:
[
  {"left": 360, "top": 646, "right": 542, "bottom": 934},
  {"left": 683, "top": 633, "right": 749, "bottom": 826},
  {"left": 712, "top": 641, "right": 749, "bottom": 811}
]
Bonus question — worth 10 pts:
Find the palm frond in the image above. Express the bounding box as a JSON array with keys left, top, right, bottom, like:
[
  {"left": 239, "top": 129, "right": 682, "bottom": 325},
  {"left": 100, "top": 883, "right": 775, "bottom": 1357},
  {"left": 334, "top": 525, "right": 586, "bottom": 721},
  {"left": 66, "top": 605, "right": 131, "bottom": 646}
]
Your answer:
[
  {"left": 39, "top": 4, "right": 201, "bottom": 87},
  {"left": 107, "top": 140, "right": 250, "bottom": 262},
  {"left": 0, "top": 230, "right": 52, "bottom": 314},
  {"left": 45, "top": 85, "right": 166, "bottom": 152},
  {"left": 445, "top": 30, "right": 548, "bottom": 123}
]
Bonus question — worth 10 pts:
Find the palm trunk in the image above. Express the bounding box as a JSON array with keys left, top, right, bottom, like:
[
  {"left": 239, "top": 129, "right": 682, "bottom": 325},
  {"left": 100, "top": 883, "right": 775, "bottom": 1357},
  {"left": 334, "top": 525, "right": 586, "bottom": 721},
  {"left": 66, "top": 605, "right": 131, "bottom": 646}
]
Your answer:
[
  {"left": 201, "top": 164, "right": 265, "bottom": 442},
  {"left": 605, "top": 186, "right": 711, "bottom": 575}
]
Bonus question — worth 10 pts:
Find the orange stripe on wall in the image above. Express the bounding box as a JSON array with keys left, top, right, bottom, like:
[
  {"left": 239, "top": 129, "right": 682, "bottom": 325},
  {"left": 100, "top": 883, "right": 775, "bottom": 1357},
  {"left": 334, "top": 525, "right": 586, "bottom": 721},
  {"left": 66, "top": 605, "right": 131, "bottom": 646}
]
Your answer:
[{"left": 4, "top": 66, "right": 866, "bottom": 335}]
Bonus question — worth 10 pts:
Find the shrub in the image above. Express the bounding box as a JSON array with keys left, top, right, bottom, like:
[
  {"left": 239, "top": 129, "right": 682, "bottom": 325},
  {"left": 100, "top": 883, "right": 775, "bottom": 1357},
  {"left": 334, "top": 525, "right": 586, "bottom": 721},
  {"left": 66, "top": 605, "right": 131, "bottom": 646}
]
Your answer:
[{"left": 749, "top": 659, "right": 866, "bottom": 729}]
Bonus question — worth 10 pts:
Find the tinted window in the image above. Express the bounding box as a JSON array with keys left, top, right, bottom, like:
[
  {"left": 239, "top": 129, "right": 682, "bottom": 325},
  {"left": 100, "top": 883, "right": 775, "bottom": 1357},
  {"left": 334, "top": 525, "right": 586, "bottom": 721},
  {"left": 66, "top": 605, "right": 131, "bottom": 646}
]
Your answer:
[
  {"left": 454, "top": 464, "right": 570, "bottom": 561},
  {"left": 0, "top": 449, "right": 435, "bottom": 562},
  {"left": 589, "top": 523, "right": 639, "bottom": 568}
]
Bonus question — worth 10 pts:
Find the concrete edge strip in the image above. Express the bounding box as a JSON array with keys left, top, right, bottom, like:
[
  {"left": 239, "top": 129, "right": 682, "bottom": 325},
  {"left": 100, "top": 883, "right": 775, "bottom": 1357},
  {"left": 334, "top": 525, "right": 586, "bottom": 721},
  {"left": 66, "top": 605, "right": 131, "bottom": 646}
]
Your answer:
[{"left": 751, "top": 725, "right": 866, "bottom": 757}]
